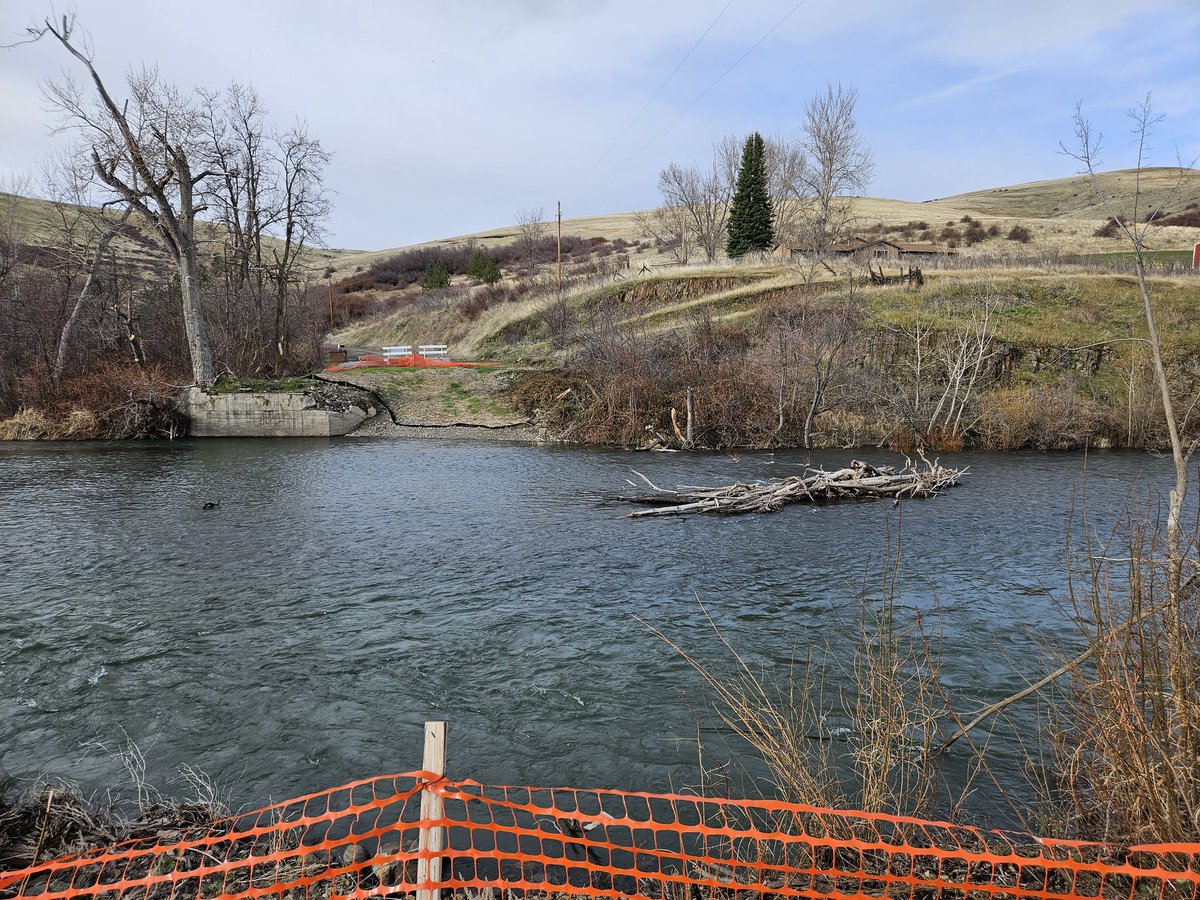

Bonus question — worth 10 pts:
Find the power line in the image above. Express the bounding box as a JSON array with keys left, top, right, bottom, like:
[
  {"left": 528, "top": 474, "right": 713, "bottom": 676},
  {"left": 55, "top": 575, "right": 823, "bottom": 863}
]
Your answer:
[
  {"left": 589, "top": 0, "right": 808, "bottom": 193},
  {"left": 576, "top": 0, "right": 736, "bottom": 186}
]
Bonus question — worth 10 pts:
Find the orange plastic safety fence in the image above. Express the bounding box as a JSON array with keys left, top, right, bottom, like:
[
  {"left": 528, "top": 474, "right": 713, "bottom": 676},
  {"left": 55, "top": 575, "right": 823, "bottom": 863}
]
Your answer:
[
  {"left": 2, "top": 773, "right": 1199, "bottom": 900},
  {"left": 324, "top": 354, "right": 498, "bottom": 371}
]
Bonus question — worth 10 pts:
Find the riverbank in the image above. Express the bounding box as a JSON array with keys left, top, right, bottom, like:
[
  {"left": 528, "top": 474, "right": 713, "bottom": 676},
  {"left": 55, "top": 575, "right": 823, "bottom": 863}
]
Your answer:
[
  {"left": 3, "top": 268, "right": 1197, "bottom": 449},
  {"left": 348, "top": 416, "right": 541, "bottom": 442}
]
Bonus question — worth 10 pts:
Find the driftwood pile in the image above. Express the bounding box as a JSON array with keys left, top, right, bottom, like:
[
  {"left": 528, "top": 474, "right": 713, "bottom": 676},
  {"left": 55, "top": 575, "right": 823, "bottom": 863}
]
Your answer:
[{"left": 618, "top": 458, "right": 964, "bottom": 518}]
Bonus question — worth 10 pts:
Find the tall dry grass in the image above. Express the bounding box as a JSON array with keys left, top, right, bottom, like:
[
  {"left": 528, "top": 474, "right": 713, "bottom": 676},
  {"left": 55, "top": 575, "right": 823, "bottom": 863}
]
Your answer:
[
  {"left": 651, "top": 526, "right": 945, "bottom": 819},
  {"left": 1050, "top": 507, "right": 1200, "bottom": 843}
]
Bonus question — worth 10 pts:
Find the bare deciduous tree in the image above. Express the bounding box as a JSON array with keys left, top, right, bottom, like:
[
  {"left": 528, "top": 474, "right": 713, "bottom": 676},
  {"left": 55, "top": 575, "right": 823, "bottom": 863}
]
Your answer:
[
  {"left": 1063, "top": 97, "right": 1195, "bottom": 612},
  {"left": 200, "top": 85, "right": 330, "bottom": 374},
  {"left": 657, "top": 156, "right": 732, "bottom": 263},
  {"left": 798, "top": 84, "right": 874, "bottom": 253},
  {"left": 199, "top": 84, "right": 271, "bottom": 373},
  {"left": 633, "top": 205, "right": 689, "bottom": 264},
  {"left": 1059, "top": 100, "right": 1198, "bottom": 831},
  {"left": 890, "top": 292, "right": 999, "bottom": 448},
  {"left": 32, "top": 15, "right": 216, "bottom": 386},
  {"left": 39, "top": 152, "right": 136, "bottom": 381},
  {"left": 515, "top": 207, "right": 548, "bottom": 275},
  {"left": 762, "top": 135, "right": 807, "bottom": 243},
  {"left": 268, "top": 123, "right": 330, "bottom": 368}
]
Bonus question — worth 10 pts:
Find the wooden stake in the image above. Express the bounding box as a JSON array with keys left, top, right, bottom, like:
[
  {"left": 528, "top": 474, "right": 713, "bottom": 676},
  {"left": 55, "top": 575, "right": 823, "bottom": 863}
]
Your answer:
[
  {"left": 556, "top": 200, "right": 563, "bottom": 297},
  {"left": 416, "top": 721, "right": 446, "bottom": 900}
]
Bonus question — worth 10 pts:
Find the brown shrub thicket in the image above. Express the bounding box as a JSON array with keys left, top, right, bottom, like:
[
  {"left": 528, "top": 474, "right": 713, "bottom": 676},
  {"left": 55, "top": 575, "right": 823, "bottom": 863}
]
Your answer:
[
  {"left": 1149, "top": 204, "right": 1200, "bottom": 228},
  {"left": 963, "top": 221, "right": 988, "bottom": 245},
  {"left": 0, "top": 248, "right": 328, "bottom": 423},
  {"left": 366, "top": 235, "right": 630, "bottom": 289},
  {"left": 513, "top": 286, "right": 1188, "bottom": 453},
  {"left": 975, "top": 383, "right": 1119, "bottom": 450},
  {"left": 0, "top": 360, "right": 182, "bottom": 439}
]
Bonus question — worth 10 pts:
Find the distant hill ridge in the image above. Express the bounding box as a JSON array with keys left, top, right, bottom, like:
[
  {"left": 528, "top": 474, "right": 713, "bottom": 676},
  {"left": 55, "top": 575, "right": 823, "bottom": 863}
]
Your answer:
[
  {"left": 940, "top": 167, "right": 1200, "bottom": 220},
  {"left": 4, "top": 167, "right": 1198, "bottom": 273}
]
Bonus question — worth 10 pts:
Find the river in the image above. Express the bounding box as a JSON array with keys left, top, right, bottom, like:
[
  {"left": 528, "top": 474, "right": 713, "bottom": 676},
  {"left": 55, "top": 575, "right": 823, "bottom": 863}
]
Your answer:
[{"left": 0, "top": 437, "right": 1171, "bottom": 826}]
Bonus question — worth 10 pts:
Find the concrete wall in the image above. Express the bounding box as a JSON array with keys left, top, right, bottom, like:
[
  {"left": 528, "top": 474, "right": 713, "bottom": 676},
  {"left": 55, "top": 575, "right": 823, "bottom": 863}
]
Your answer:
[{"left": 181, "top": 387, "right": 372, "bottom": 438}]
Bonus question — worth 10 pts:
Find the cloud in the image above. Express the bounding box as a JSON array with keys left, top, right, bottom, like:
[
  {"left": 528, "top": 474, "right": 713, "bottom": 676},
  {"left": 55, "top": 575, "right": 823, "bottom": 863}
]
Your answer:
[
  {"left": 1, "top": 0, "right": 1196, "bottom": 247},
  {"left": 913, "top": 0, "right": 1173, "bottom": 68}
]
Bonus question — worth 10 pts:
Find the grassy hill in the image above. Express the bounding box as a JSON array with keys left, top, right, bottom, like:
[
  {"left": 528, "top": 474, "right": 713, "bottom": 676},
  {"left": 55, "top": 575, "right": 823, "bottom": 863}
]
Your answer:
[
  {"left": 7, "top": 167, "right": 1198, "bottom": 280},
  {"left": 321, "top": 167, "right": 1199, "bottom": 452},
  {"left": 0, "top": 190, "right": 166, "bottom": 271},
  {"left": 327, "top": 167, "right": 1200, "bottom": 279},
  {"left": 939, "top": 167, "right": 1200, "bottom": 219},
  {"left": 0, "top": 191, "right": 349, "bottom": 275}
]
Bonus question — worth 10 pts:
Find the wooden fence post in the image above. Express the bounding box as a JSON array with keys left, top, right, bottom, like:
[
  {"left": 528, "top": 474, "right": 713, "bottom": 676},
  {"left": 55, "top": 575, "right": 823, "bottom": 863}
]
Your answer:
[{"left": 416, "top": 721, "right": 446, "bottom": 900}]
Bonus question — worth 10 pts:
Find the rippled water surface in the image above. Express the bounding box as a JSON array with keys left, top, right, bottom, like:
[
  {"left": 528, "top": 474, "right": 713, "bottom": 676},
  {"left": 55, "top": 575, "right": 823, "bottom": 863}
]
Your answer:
[{"left": 0, "top": 437, "right": 1171, "bottom": 821}]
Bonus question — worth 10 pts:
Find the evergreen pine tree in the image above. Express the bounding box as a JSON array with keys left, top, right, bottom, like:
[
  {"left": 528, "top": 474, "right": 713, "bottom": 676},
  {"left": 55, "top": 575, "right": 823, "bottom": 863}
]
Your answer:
[
  {"left": 726, "top": 132, "right": 774, "bottom": 257},
  {"left": 421, "top": 260, "right": 451, "bottom": 291},
  {"left": 466, "top": 250, "right": 501, "bottom": 284}
]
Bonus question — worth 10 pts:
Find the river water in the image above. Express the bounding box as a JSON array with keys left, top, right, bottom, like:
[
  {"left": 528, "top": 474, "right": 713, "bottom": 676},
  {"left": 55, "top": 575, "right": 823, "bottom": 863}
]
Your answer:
[{"left": 0, "top": 437, "right": 1171, "bottom": 825}]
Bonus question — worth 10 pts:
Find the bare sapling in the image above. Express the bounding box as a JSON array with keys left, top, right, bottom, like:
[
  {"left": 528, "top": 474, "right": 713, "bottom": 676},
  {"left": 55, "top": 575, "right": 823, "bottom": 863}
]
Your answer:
[
  {"left": 1047, "top": 96, "right": 1198, "bottom": 842},
  {"left": 1063, "top": 97, "right": 1195, "bottom": 621},
  {"left": 936, "top": 98, "right": 1198, "bottom": 841}
]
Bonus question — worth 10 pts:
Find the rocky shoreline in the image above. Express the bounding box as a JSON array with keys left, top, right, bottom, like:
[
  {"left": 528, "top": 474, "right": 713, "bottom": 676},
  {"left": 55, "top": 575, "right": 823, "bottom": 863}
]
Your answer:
[{"left": 347, "top": 415, "right": 541, "bottom": 443}]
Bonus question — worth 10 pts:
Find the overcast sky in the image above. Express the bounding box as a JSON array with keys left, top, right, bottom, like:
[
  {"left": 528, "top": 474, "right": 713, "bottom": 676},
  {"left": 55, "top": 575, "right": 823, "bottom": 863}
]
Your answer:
[{"left": 3, "top": 1, "right": 1199, "bottom": 250}]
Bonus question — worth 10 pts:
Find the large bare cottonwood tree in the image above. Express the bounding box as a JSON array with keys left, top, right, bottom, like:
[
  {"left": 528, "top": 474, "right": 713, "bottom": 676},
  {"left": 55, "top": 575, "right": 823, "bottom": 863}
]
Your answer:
[{"left": 30, "top": 15, "right": 216, "bottom": 386}]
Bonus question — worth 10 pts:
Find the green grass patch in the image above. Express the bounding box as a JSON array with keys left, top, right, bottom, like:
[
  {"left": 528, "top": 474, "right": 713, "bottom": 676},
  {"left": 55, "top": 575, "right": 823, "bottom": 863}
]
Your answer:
[
  {"left": 210, "top": 376, "right": 314, "bottom": 394},
  {"left": 1080, "top": 249, "right": 1194, "bottom": 267},
  {"left": 867, "top": 274, "right": 1200, "bottom": 351},
  {"left": 442, "top": 381, "right": 482, "bottom": 414}
]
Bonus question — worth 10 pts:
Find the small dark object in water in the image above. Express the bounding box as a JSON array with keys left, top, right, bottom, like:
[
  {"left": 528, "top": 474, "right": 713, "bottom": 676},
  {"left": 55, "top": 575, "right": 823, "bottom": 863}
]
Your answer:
[{"left": 202, "top": 500, "right": 221, "bottom": 510}]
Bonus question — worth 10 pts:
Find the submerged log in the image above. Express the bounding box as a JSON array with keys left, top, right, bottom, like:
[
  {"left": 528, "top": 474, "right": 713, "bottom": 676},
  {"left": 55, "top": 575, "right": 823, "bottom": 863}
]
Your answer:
[{"left": 617, "top": 457, "right": 965, "bottom": 517}]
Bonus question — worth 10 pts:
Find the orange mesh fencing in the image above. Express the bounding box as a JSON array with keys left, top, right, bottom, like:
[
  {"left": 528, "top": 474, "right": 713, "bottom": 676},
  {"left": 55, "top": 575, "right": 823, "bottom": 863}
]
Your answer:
[
  {"left": 2, "top": 772, "right": 1199, "bottom": 900},
  {"left": 324, "top": 354, "right": 499, "bottom": 371}
]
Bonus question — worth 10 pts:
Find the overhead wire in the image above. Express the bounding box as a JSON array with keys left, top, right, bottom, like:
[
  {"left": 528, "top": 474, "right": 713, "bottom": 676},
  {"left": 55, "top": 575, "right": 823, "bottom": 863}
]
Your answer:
[
  {"left": 581, "top": 0, "right": 809, "bottom": 198},
  {"left": 575, "top": 0, "right": 736, "bottom": 187}
]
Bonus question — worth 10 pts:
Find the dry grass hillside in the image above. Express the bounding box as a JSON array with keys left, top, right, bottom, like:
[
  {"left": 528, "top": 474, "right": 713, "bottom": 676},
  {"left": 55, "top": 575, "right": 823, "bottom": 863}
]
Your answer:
[
  {"left": 0, "top": 191, "right": 348, "bottom": 275},
  {"left": 8, "top": 167, "right": 1198, "bottom": 280},
  {"left": 941, "top": 167, "right": 1200, "bottom": 219},
  {"left": 0, "top": 190, "right": 167, "bottom": 270},
  {"left": 329, "top": 168, "right": 1200, "bottom": 278}
]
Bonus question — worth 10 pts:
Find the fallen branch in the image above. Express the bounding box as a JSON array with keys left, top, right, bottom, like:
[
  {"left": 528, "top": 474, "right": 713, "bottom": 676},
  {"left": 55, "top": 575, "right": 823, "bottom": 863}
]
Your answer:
[{"left": 616, "top": 457, "right": 965, "bottom": 517}]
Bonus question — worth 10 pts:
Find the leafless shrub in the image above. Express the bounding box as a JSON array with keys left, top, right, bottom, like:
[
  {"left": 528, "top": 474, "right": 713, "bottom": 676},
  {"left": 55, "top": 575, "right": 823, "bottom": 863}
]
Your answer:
[
  {"left": 17, "top": 360, "right": 187, "bottom": 439},
  {"left": 0, "top": 737, "right": 229, "bottom": 871},
  {"left": 974, "top": 383, "right": 1117, "bottom": 450},
  {"left": 885, "top": 290, "right": 1001, "bottom": 450}
]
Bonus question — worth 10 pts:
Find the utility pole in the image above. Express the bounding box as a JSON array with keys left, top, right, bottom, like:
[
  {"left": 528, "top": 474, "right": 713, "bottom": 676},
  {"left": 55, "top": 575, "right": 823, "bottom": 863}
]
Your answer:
[
  {"left": 556, "top": 200, "right": 563, "bottom": 297},
  {"left": 327, "top": 276, "right": 335, "bottom": 333}
]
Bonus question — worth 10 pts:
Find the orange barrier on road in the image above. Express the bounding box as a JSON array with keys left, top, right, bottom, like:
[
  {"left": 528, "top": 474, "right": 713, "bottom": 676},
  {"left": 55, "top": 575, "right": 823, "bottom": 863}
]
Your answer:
[
  {"left": 3, "top": 773, "right": 1199, "bottom": 900},
  {"left": 324, "top": 354, "right": 498, "bottom": 371}
]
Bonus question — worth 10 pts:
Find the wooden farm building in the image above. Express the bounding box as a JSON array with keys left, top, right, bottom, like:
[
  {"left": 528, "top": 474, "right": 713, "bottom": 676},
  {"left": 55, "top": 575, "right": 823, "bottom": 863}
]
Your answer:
[{"left": 771, "top": 238, "right": 955, "bottom": 261}]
